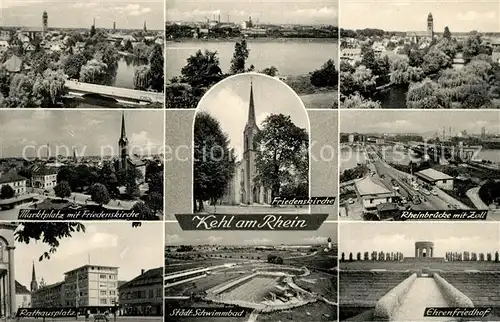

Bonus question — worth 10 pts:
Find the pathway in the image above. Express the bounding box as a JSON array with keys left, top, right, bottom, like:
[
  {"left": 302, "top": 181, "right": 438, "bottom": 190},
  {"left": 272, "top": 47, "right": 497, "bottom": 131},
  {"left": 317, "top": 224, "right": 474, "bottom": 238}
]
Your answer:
[
  {"left": 466, "top": 186, "right": 489, "bottom": 210},
  {"left": 393, "top": 277, "right": 457, "bottom": 321}
]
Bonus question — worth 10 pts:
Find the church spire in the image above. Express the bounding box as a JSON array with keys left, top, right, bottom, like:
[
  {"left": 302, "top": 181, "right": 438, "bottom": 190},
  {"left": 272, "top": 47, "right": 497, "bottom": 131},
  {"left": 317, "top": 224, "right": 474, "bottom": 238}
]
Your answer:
[
  {"left": 31, "top": 260, "right": 38, "bottom": 292},
  {"left": 120, "top": 111, "right": 126, "bottom": 139},
  {"left": 247, "top": 78, "right": 256, "bottom": 126}
]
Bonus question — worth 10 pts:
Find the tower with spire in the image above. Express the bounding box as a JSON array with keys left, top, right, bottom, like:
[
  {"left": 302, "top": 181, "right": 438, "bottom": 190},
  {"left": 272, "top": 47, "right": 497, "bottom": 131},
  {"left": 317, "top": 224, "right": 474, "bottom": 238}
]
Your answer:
[
  {"left": 143, "top": 21, "right": 147, "bottom": 32},
  {"left": 30, "top": 261, "right": 38, "bottom": 292},
  {"left": 427, "top": 13, "right": 434, "bottom": 39},
  {"left": 118, "top": 112, "right": 129, "bottom": 170},
  {"left": 42, "top": 11, "right": 48, "bottom": 36},
  {"left": 242, "top": 79, "right": 260, "bottom": 205}
]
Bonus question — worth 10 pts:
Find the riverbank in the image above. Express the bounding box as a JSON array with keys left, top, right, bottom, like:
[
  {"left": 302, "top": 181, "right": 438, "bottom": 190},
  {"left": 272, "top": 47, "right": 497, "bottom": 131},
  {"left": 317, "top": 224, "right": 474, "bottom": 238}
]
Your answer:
[{"left": 166, "top": 37, "right": 338, "bottom": 43}]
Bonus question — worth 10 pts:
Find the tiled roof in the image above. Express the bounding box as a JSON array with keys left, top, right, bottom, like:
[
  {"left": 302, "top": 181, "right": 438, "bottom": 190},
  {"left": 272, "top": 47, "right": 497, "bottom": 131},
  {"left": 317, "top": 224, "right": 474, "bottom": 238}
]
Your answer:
[
  {"left": 0, "top": 172, "right": 27, "bottom": 184},
  {"left": 118, "top": 267, "right": 163, "bottom": 290},
  {"left": 15, "top": 281, "right": 30, "bottom": 294}
]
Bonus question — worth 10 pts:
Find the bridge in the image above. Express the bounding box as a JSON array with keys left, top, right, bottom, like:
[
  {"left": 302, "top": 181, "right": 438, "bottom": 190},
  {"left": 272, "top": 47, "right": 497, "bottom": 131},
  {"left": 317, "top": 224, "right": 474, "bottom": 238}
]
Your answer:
[{"left": 65, "top": 80, "right": 164, "bottom": 105}]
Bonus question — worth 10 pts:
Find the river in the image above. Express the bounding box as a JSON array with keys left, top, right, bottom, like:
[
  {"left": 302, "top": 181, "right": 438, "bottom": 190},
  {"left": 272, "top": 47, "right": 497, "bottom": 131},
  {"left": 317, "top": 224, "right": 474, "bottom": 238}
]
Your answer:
[
  {"left": 165, "top": 39, "right": 338, "bottom": 78},
  {"left": 476, "top": 149, "right": 500, "bottom": 163}
]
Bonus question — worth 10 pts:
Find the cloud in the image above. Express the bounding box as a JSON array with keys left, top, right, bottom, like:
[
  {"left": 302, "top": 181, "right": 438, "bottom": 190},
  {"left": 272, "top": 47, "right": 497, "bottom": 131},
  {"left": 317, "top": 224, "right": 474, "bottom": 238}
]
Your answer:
[
  {"left": 289, "top": 6, "right": 337, "bottom": 19},
  {"left": 114, "top": 4, "right": 152, "bottom": 16},
  {"left": 53, "top": 232, "right": 119, "bottom": 259},
  {"left": 129, "top": 131, "right": 161, "bottom": 155},
  {"left": 71, "top": 2, "right": 98, "bottom": 9},
  {"left": 456, "top": 11, "right": 496, "bottom": 21},
  {"left": 244, "top": 237, "right": 272, "bottom": 244},
  {"left": 165, "top": 234, "right": 183, "bottom": 244},
  {"left": 303, "top": 236, "right": 328, "bottom": 244},
  {"left": 207, "top": 236, "right": 223, "bottom": 244}
]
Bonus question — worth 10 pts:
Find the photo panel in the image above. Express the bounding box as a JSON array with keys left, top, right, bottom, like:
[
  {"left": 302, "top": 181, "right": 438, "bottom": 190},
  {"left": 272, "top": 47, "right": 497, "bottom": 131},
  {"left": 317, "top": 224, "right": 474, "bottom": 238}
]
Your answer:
[
  {"left": 165, "top": 221, "right": 338, "bottom": 321},
  {"left": 165, "top": 0, "right": 339, "bottom": 109},
  {"left": 339, "top": 0, "right": 500, "bottom": 108},
  {"left": 339, "top": 109, "right": 500, "bottom": 221},
  {"left": 166, "top": 72, "right": 338, "bottom": 222},
  {"left": 0, "top": 1, "right": 164, "bottom": 108},
  {"left": 0, "top": 109, "right": 164, "bottom": 221},
  {"left": 1, "top": 221, "right": 163, "bottom": 320},
  {"left": 338, "top": 222, "right": 500, "bottom": 321}
]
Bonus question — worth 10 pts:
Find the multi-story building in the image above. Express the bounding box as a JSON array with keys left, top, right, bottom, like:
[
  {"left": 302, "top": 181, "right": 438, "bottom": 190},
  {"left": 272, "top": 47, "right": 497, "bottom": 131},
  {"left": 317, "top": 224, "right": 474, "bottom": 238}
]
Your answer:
[
  {"left": 31, "top": 167, "right": 57, "bottom": 189},
  {"left": 31, "top": 265, "right": 119, "bottom": 314},
  {"left": 0, "top": 172, "right": 27, "bottom": 196},
  {"left": 118, "top": 268, "right": 163, "bottom": 316},
  {"left": 31, "top": 282, "right": 65, "bottom": 308},
  {"left": 63, "top": 265, "right": 119, "bottom": 311},
  {"left": 15, "top": 281, "right": 31, "bottom": 309}
]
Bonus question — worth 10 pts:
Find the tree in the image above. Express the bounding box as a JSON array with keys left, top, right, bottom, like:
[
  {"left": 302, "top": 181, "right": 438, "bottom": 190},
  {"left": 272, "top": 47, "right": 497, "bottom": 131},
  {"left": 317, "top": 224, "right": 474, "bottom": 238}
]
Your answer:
[
  {"left": 229, "top": 40, "right": 250, "bottom": 74},
  {"left": 5, "top": 73, "right": 40, "bottom": 107},
  {"left": 133, "top": 65, "right": 151, "bottom": 90},
  {"left": 406, "top": 78, "right": 444, "bottom": 108},
  {"left": 340, "top": 65, "right": 377, "bottom": 98},
  {"left": 94, "top": 43, "right": 119, "bottom": 71},
  {"left": 341, "top": 93, "right": 381, "bottom": 108},
  {"left": 181, "top": 50, "right": 223, "bottom": 88},
  {"left": 443, "top": 26, "right": 451, "bottom": 39},
  {"left": 254, "top": 114, "right": 308, "bottom": 199},
  {"left": 422, "top": 49, "right": 452, "bottom": 75},
  {"left": 463, "top": 31, "right": 491, "bottom": 62},
  {"left": 496, "top": 251, "right": 499, "bottom": 262},
  {"left": 390, "top": 57, "right": 424, "bottom": 85},
  {"left": 341, "top": 252, "right": 345, "bottom": 261},
  {"left": 0, "top": 185, "right": 15, "bottom": 199},
  {"left": 193, "top": 112, "right": 235, "bottom": 212},
  {"left": 123, "top": 39, "right": 133, "bottom": 52},
  {"left": 131, "top": 201, "right": 155, "bottom": 220},
  {"left": 145, "top": 192, "right": 163, "bottom": 215},
  {"left": 90, "top": 25, "right": 96, "bottom": 38},
  {"left": 79, "top": 59, "right": 108, "bottom": 84},
  {"left": 148, "top": 44, "right": 164, "bottom": 92},
  {"left": 356, "top": 252, "right": 361, "bottom": 261},
  {"left": 54, "top": 181, "right": 71, "bottom": 200},
  {"left": 349, "top": 252, "right": 353, "bottom": 261},
  {"left": 408, "top": 49, "right": 424, "bottom": 67},
  {"left": 32, "top": 69, "right": 67, "bottom": 107},
  {"left": 310, "top": 59, "right": 338, "bottom": 88},
  {"left": 89, "top": 183, "right": 110, "bottom": 207},
  {"left": 260, "top": 66, "right": 278, "bottom": 77},
  {"left": 63, "top": 53, "right": 88, "bottom": 79}
]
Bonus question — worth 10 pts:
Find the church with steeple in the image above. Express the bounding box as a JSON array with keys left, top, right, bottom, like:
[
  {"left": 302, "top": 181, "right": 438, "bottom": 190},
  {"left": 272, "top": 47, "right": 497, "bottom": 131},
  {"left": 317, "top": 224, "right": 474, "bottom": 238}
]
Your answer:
[
  {"left": 116, "top": 112, "right": 146, "bottom": 182},
  {"left": 223, "top": 80, "right": 272, "bottom": 205}
]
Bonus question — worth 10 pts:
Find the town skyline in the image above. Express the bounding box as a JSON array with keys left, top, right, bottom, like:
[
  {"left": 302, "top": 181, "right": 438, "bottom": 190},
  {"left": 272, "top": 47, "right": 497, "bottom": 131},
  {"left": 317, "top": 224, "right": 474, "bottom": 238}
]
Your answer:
[
  {"left": 0, "top": 1, "right": 163, "bottom": 30},
  {"left": 340, "top": 111, "right": 500, "bottom": 135},
  {"left": 0, "top": 110, "right": 164, "bottom": 158},
  {"left": 341, "top": 1, "right": 499, "bottom": 33},
  {"left": 166, "top": 0, "right": 338, "bottom": 26},
  {"left": 15, "top": 223, "right": 163, "bottom": 289},
  {"left": 166, "top": 223, "right": 337, "bottom": 246}
]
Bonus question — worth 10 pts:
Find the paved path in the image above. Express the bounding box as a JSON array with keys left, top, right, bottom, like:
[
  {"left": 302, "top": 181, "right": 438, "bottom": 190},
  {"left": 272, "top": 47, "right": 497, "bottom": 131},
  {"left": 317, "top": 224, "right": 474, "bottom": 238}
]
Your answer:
[
  {"left": 466, "top": 186, "right": 489, "bottom": 210},
  {"left": 393, "top": 277, "right": 457, "bottom": 321}
]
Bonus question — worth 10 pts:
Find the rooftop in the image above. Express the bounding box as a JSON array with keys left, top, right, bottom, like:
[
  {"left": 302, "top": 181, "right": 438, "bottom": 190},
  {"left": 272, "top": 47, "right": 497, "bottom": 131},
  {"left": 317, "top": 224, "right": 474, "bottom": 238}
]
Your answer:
[
  {"left": 15, "top": 281, "right": 30, "bottom": 294},
  {"left": 119, "top": 267, "right": 163, "bottom": 290},
  {"left": 355, "top": 176, "right": 392, "bottom": 196},
  {"left": 64, "top": 264, "right": 119, "bottom": 275},
  {"left": 416, "top": 168, "right": 453, "bottom": 181},
  {"left": 0, "top": 172, "right": 27, "bottom": 184}
]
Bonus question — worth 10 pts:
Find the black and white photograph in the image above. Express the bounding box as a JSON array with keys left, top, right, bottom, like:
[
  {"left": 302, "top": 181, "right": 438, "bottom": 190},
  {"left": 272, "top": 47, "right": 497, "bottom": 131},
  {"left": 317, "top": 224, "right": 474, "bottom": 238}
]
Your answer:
[
  {"left": 165, "top": 222, "right": 337, "bottom": 321},
  {"left": 194, "top": 73, "right": 309, "bottom": 214},
  {"left": 339, "top": 0, "right": 500, "bottom": 108},
  {"left": 339, "top": 110, "right": 500, "bottom": 221},
  {"left": 0, "top": 110, "right": 164, "bottom": 220},
  {"left": 166, "top": 72, "right": 338, "bottom": 219},
  {"left": 165, "top": 0, "right": 338, "bottom": 109},
  {"left": 0, "top": 1, "right": 164, "bottom": 108},
  {"left": 339, "top": 222, "right": 500, "bottom": 321},
  {"left": 2, "top": 221, "right": 163, "bottom": 320}
]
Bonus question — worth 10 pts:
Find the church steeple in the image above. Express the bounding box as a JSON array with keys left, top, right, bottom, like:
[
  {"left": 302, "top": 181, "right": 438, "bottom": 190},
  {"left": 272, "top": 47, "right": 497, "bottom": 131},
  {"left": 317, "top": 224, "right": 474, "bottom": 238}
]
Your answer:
[
  {"left": 30, "top": 260, "right": 38, "bottom": 292},
  {"left": 118, "top": 112, "right": 129, "bottom": 170},
  {"left": 247, "top": 79, "right": 256, "bottom": 127}
]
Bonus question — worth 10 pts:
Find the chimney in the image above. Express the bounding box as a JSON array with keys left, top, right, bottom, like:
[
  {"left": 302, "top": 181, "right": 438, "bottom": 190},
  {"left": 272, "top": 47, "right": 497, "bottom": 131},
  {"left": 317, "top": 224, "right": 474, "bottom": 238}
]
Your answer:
[{"left": 141, "top": 269, "right": 145, "bottom": 275}]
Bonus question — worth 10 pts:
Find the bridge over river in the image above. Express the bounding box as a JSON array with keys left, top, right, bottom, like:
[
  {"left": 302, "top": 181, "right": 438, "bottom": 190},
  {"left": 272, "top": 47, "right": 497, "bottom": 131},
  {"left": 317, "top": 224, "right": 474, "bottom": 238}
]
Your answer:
[{"left": 65, "top": 80, "right": 164, "bottom": 105}]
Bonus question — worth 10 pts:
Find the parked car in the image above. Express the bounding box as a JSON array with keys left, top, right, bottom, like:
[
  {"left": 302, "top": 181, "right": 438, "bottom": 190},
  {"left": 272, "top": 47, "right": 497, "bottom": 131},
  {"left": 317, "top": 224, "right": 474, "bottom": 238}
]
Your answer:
[
  {"left": 348, "top": 198, "right": 355, "bottom": 204},
  {"left": 430, "top": 189, "right": 438, "bottom": 196},
  {"left": 401, "top": 197, "right": 408, "bottom": 204},
  {"left": 421, "top": 189, "right": 431, "bottom": 196}
]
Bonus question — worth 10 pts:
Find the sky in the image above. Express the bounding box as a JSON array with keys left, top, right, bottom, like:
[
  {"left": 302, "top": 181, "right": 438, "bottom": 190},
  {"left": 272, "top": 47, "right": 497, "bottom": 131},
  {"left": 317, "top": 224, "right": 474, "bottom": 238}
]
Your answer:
[
  {"left": 15, "top": 222, "right": 163, "bottom": 288},
  {"left": 196, "top": 73, "right": 310, "bottom": 160},
  {"left": 165, "top": 222, "right": 337, "bottom": 246},
  {"left": 0, "top": 110, "right": 164, "bottom": 159},
  {"left": 0, "top": 1, "right": 163, "bottom": 30},
  {"left": 166, "top": 0, "right": 338, "bottom": 25},
  {"left": 340, "top": 110, "right": 500, "bottom": 135},
  {"left": 341, "top": 0, "right": 500, "bottom": 32},
  {"left": 340, "top": 223, "right": 500, "bottom": 257}
]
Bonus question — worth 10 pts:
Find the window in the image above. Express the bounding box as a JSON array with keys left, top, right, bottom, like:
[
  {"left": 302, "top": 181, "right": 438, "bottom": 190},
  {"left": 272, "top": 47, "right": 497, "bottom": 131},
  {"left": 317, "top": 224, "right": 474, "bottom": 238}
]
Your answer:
[
  {"left": 109, "top": 290, "right": 115, "bottom": 295},
  {"left": 99, "top": 274, "right": 107, "bottom": 279},
  {"left": 100, "top": 290, "right": 106, "bottom": 295},
  {"left": 100, "top": 299, "right": 107, "bottom": 304},
  {"left": 149, "top": 289, "right": 154, "bottom": 298},
  {"left": 108, "top": 275, "right": 115, "bottom": 279}
]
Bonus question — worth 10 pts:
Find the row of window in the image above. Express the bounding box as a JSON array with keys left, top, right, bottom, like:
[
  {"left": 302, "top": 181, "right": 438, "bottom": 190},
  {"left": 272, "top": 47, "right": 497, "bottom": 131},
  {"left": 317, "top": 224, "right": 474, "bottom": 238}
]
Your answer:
[{"left": 120, "top": 288, "right": 162, "bottom": 300}]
